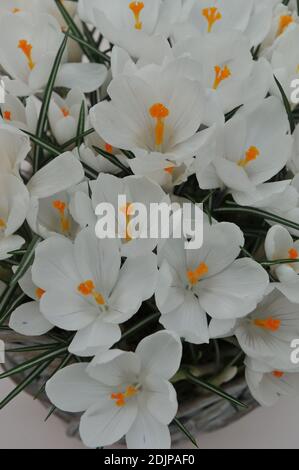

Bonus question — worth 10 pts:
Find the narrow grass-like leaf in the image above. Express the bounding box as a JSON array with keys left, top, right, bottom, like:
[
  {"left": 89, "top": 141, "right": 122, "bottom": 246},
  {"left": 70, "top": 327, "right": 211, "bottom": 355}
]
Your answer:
[
  {"left": 274, "top": 75, "right": 295, "bottom": 133},
  {"left": 6, "top": 343, "right": 61, "bottom": 354},
  {"left": 0, "top": 235, "right": 41, "bottom": 319},
  {"left": 64, "top": 30, "right": 110, "bottom": 64},
  {"left": 76, "top": 101, "right": 86, "bottom": 148},
  {"left": 93, "top": 146, "right": 132, "bottom": 174},
  {"left": 23, "top": 131, "right": 61, "bottom": 157},
  {"left": 215, "top": 204, "right": 299, "bottom": 233},
  {"left": 173, "top": 418, "right": 199, "bottom": 448},
  {"left": 0, "top": 360, "right": 53, "bottom": 410},
  {"left": 118, "top": 312, "right": 161, "bottom": 344},
  {"left": 185, "top": 371, "right": 248, "bottom": 409},
  {"left": 0, "top": 293, "right": 27, "bottom": 327},
  {"left": 35, "top": 352, "right": 74, "bottom": 400},
  {"left": 62, "top": 128, "right": 95, "bottom": 149},
  {"left": 0, "top": 346, "right": 68, "bottom": 379},
  {"left": 33, "top": 33, "right": 68, "bottom": 172}
]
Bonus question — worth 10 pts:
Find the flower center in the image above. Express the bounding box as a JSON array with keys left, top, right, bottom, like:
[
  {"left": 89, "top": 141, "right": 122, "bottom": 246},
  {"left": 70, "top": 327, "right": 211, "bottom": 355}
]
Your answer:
[
  {"left": 18, "top": 39, "right": 35, "bottom": 70},
  {"left": 36, "top": 288, "right": 46, "bottom": 300},
  {"left": 238, "top": 146, "right": 260, "bottom": 167},
  {"left": 3, "top": 111, "right": 11, "bottom": 121},
  {"left": 149, "top": 103, "right": 170, "bottom": 147},
  {"left": 77, "top": 280, "right": 106, "bottom": 306},
  {"left": 120, "top": 203, "right": 134, "bottom": 242},
  {"left": 52, "top": 200, "right": 71, "bottom": 235},
  {"left": 105, "top": 143, "right": 113, "bottom": 153},
  {"left": 202, "top": 7, "right": 222, "bottom": 33},
  {"left": 254, "top": 317, "right": 281, "bottom": 332},
  {"left": 111, "top": 385, "right": 139, "bottom": 407},
  {"left": 272, "top": 370, "right": 284, "bottom": 378},
  {"left": 164, "top": 165, "right": 175, "bottom": 175},
  {"left": 129, "top": 1, "right": 144, "bottom": 30},
  {"left": 61, "top": 107, "right": 70, "bottom": 118},
  {"left": 288, "top": 248, "right": 298, "bottom": 260},
  {"left": 277, "top": 15, "right": 293, "bottom": 37},
  {"left": 0, "top": 218, "right": 6, "bottom": 232},
  {"left": 187, "top": 262, "right": 209, "bottom": 286},
  {"left": 213, "top": 65, "right": 231, "bottom": 90}
]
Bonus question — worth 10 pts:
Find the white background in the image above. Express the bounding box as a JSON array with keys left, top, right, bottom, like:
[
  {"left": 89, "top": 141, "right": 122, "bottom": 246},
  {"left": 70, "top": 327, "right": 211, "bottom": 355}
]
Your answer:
[{"left": 0, "top": 376, "right": 299, "bottom": 449}]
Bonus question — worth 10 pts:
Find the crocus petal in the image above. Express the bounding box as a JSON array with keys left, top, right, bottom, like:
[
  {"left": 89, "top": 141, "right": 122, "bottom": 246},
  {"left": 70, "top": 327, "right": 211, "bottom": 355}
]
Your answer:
[
  {"left": 9, "top": 301, "right": 53, "bottom": 336},
  {"left": 56, "top": 63, "right": 108, "bottom": 93},
  {"left": 126, "top": 408, "right": 171, "bottom": 449}
]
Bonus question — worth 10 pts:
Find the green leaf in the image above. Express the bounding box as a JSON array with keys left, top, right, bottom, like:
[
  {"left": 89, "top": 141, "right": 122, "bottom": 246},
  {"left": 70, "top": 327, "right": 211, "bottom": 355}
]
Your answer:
[
  {"left": 23, "top": 131, "right": 61, "bottom": 157},
  {"left": 118, "top": 312, "right": 161, "bottom": 345},
  {"left": 62, "top": 128, "right": 95, "bottom": 149},
  {"left": 0, "top": 346, "right": 68, "bottom": 380},
  {"left": 214, "top": 203, "right": 299, "bottom": 233},
  {"left": 55, "top": 0, "right": 95, "bottom": 62},
  {"left": 0, "top": 359, "right": 53, "bottom": 410},
  {"left": 185, "top": 371, "right": 248, "bottom": 409},
  {"left": 35, "top": 352, "right": 74, "bottom": 400},
  {"left": 0, "top": 293, "right": 27, "bottom": 327},
  {"left": 274, "top": 75, "right": 295, "bottom": 133},
  {"left": 173, "top": 418, "right": 199, "bottom": 448},
  {"left": 33, "top": 33, "right": 68, "bottom": 172},
  {"left": 76, "top": 101, "right": 86, "bottom": 148},
  {"left": 0, "top": 235, "right": 41, "bottom": 320},
  {"left": 93, "top": 146, "right": 132, "bottom": 175},
  {"left": 63, "top": 30, "right": 111, "bottom": 64}
]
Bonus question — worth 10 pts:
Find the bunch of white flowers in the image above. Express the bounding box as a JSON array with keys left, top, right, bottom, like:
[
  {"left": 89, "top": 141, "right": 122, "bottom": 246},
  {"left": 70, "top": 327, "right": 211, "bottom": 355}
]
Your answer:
[{"left": 1, "top": 0, "right": 299, "bottom": 449}]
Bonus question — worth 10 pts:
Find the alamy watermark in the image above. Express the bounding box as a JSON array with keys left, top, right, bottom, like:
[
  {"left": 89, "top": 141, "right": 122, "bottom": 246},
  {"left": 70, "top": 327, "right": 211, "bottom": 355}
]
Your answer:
[{"left": 95, "top": 197, "right": 204, "bottom": 250}]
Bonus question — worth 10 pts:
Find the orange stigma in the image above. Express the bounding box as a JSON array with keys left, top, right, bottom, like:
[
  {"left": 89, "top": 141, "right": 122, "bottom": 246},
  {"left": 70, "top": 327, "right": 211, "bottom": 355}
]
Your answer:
[
  {"left": 36, "top": 288, "right": 46, "bottom": 300},
  {"left": 52, "top": 200, "right": 71, "bottom": 234},
  {"left": 129, "top": 2, "right": 144, "bottom": 30},
  {"left": 213, "top": 65, "right": 231, "bottom": 90},
  {"left": 18, "top": 39, "right": 35, "bottom": 70},
  {"left": 289, "top": 248, "right": 298, "bottom": 260},
  {"left": 111, "top": 385, "right": 138, "bottom": 407},
  {"left": 272, "top": 370, "right": 284, "bottom": 379},
  {"left": 78, "top": 280, "right": 105, "bottom": 306},
  {"left": 202, "top": 7, "right": 222, "bottom": 33},
  {"left": 254, "top": 317, "right": 281, "bottom": 332},
  {"left": 187, "top": 262, "right": 209, "bottom": 286},
  {"left": 3, "top": 111, "right": 11, "bottom": 121},
  {"left": 149, "top": 103, "right": 170, "bottom": 147},
  {"left": 61, "top": 107, "right": 70, "bottom": 118},
  {"left": 105, "top": 143, "right": 113, "bottom": 153},
  {"left": 277, "top": 15, "right": 293, "bottom": 36},
  {"left": 0, "top": 218, "right": 6, "bottom": 230},
  {"left": 164, "top": 166, "right": 175, "bottom": 175},
  {"left": 238, "top": 146, "right": 260, "bottom": 167}
]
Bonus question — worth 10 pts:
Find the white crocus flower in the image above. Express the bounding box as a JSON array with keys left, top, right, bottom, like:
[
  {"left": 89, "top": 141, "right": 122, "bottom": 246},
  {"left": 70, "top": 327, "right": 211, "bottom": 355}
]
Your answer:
[
  {"left": 210, "top": 287, "right": 299, "bottom": 370},
  {"left": 26, "top": 153, "right": 85, "bottom": 239},
  {"left": 196, "top": 97, "right": 293, "bottom": 206},
  {"left": 265, "top": 225, "right": 299, "bottom": 303},
  {"left": 0, "top": 12, "right": 107, "bottom": 96},
  {"left": 32, "top": 227, "right": 158, "bottom": 357},
  {"left": 261, "top": 3, "right": 298, "bottom": 57},
  {"left": 245, "top": 357, "right": 299, "bottom": 407},
  {"left": 155, "top": 222, "right": 269, "bottom": 344},
  {"left": 0, "top": 173, "right": 29, "bottom": 260},
  {"left": 174, "top": 31, "right": 272, "bottom": 114},
  {"left": 48, "top": 89, "right": 87, "bottom": 146},
  {"left": 271, "top": 25, "right": 299, "bottom": 104},
  {"left": 73, "top": 173, "right": 169, "bottom": 258},
  {"left": 9, "top": 267, "right": 53, "bottom": 336},
  {"left": 173, "top": 0, "right": 275, "bottom": 47},
  {"left": 90, "top": 57, "right": 215, "bottom": 167},
  {"left": 0, "top": 93, "right": 40, "bottom": 134},
  {"left": 78, "top": 0, "right": 182, "bottom": 62},
  {"left": 0, "top": 124, "right": 31, "bottom": 176},
  {"left": 46, "top": 330, "right": 182, "bottom": 449},
  {"left": 289, "top": 125, "right": 299, "bottom": 175}
]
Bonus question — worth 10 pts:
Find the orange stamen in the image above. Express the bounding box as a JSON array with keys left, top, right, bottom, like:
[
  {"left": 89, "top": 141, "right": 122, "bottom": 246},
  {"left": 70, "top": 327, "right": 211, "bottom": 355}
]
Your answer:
[
  {"left": 187, "top": 262, "right": 209, "bottom": 286},
  {"left": 277, "top": 15, "right": 293, "bottom": 36},
  {"left": 111, "top": 385, "right": 138, "bottom": 407},
  {"left": 213, "top": 65, "right": 231, "bottom": 90},
  {"left": 238, "top": 146, "right": 260, "bottom": 167},
  {"left": 12, "top": 8, "right": 21, "bottom": 13},
  {"left": 18, "top": 39, "right": 35, "bottom": 70},
  {"left": 202, "top": 7, "right": 222, "bottom": 33},
  {"left": 52, "top": 200, "right": 70, "bottom": 234},
  {"left": 0, "top": 218, "right": 6, "bottom": 230},
  {"left": 120, "top": 203, "right": 134, "bottom": 242},
  {"left": 289, "top": 248, "right": 298, "bottom": 260},
  {"left": 272, "top": 370, "right": 284, "bottom": 379},
  {"left": 149, "top": 103, "right": 170, "bottom": 146},
  {"left": 254, "top": 317, "right": 281, "bottom": 332},
  {"left": 36, "top": 288, "right": 46, "bottom": 300},
  {"left": 164, "top": 166, "right": 175, "bottom": 175},
  {"left": 3, "top": 111, "right": 11, "bottom": 121},
  {"left": 129, "top": 2, "right": 144, "bottom": 30},
  {"left": 77, "top": 280, "right": 105, "bottom": 306}
]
